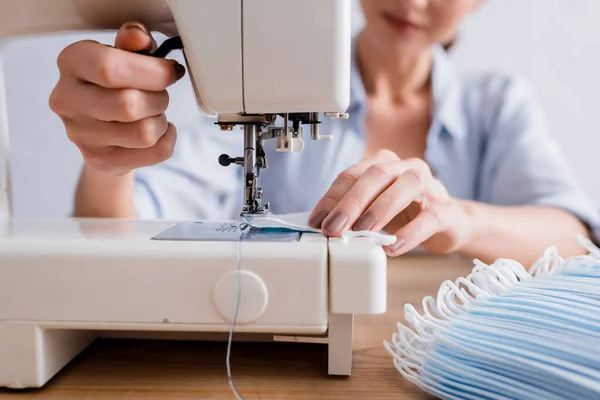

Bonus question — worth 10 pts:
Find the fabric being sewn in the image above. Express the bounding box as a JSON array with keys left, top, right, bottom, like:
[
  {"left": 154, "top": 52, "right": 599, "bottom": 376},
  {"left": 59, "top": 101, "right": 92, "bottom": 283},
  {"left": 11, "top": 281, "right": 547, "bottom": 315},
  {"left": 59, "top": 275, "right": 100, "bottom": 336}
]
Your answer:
[{"left": 243, "top": 212, "right": 398, "bottom": 246}]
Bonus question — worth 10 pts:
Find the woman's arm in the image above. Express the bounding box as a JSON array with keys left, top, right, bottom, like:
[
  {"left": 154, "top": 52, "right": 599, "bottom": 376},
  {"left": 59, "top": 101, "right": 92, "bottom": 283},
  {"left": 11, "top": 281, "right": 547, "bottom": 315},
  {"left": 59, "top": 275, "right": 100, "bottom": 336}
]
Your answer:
[
  {"left": 459, "top": 200, "right": 589, "bottom": 266},
  {"left": 50, "top": 22, "right": 183, "bottom": 218},
  {"left": 73, "top": 167, "right": 135, "bottom": 218},
  {"left": 469, "top": 75, "right": 599, "bottom": 265},
  {"left": 307, "top": 149, "right": 592, "bottom": 269}
]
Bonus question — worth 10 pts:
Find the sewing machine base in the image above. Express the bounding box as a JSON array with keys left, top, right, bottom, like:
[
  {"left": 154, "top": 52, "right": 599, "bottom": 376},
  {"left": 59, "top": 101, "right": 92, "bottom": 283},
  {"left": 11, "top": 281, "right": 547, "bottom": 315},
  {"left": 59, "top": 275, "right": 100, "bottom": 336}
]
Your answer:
[
  {"left": 0, "top": 314, "right": 355, "bottom": 389},
  {"left": 0, "top": 218, "right": 386, "bottom": 389}
]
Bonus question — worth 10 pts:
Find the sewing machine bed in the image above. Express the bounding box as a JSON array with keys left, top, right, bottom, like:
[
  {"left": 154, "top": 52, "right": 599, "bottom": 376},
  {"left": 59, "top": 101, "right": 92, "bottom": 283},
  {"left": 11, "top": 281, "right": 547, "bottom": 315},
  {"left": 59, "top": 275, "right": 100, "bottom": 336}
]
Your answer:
[{"left": 0, "top": 217, "right": 387, "bottom": 389}]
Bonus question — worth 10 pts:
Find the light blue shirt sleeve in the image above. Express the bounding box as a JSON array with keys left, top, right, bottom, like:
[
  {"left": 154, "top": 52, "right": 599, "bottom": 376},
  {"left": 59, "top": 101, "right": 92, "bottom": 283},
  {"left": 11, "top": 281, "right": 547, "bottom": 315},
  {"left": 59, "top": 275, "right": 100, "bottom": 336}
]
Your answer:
[
  {"left": 133, "top": 118, "right": 242, "bottom": 221},
  {"left": 476, "top": 76, "right": 600, "bottom": 237}
]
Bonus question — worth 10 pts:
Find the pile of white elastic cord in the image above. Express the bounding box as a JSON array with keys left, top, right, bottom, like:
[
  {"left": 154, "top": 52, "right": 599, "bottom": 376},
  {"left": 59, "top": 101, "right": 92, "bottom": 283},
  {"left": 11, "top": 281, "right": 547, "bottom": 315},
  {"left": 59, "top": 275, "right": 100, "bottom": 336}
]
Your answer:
[{"left": 384, "top": 236, "right": 600, "bottom": 400}]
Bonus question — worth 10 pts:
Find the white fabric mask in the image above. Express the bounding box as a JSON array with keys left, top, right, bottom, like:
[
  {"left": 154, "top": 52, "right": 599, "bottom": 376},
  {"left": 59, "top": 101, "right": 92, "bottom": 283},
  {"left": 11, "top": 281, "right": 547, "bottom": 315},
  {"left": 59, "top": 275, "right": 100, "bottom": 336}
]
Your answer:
[{"left": 243, "top": 212, "right": 398, "bottom": 246}]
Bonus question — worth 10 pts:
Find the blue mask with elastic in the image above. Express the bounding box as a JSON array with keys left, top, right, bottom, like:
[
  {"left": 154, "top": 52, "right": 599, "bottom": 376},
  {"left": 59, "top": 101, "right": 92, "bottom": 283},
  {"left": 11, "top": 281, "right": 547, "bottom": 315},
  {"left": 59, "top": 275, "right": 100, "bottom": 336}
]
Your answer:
[{"left": 384, "top": 237, "right": 600, "bottom": 400}]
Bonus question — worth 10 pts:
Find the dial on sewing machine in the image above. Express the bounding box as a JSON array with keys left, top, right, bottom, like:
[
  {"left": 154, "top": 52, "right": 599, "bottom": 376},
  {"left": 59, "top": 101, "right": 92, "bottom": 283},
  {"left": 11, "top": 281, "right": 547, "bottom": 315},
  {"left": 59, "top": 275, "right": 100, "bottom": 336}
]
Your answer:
[{"left": 0, "top": 0, "right": 387, "bottom": 389}]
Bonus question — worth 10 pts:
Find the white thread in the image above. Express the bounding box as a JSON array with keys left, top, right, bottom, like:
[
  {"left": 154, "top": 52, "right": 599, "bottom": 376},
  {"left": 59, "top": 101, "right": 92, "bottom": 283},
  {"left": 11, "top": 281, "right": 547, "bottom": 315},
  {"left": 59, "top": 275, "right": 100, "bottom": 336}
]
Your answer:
[
  {"left": 404, "top": 306, "right": 442, "bottom": 339},
  {"left": 470, "top": 261, "right": 515, "bottom": 294},
  {"left": 225, "top": 224, "right": 245, "bottom": 400},
  {"left": 455, "top": 277, "right": 487, "bottom": 299},
  {"left": 423, "top": 296, "right": 446, "bottom": 320},
  {"left": 475, "top": 262, "right": 514, "bottom": 292},
  {"left": 560, "top": 254, "right": 600, "bottom": 272},
  {"left": 442, "top": 281, "right": 475, "bottom": 314},
  {"left": 492, "top": 259, "right": 526, "bottom": 285},
  {"left": 530, "top": 246, "right": 562, "bottom": 276},
  {"left": 578, "top": 235, "right": 600, "bottom": 260},
  {"left": 439, "top": 285, "right": 463, "bottom": 318},
  {"left": 497, "top": 258, "right": 532, "bottom": 281}
]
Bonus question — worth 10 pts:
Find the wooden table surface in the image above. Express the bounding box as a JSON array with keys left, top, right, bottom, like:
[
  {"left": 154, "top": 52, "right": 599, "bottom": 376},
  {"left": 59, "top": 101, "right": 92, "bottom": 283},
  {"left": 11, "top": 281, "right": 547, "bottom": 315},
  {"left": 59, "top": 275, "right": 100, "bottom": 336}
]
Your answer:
[{"left": 0, "top": 254, "right": 474, "bottom": 400}]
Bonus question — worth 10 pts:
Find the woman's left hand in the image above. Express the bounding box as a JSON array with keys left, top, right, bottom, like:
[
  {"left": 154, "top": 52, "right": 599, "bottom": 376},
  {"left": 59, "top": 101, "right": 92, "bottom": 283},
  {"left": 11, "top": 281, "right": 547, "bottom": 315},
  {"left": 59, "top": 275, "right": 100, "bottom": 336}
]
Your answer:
[{"left": 308, "top": 150, "right": 473, "bottom": 257}]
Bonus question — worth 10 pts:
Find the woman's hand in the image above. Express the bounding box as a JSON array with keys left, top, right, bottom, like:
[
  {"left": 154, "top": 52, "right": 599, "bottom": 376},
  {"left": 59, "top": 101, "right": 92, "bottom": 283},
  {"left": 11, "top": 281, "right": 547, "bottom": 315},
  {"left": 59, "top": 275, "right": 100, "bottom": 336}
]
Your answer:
[
  {"left": 49, "top": 21, "right": 186, "bottom": 218},
  {"left": 49, "top": 21, "right": 185, "bottom": 176},
  {"left": 308, "top": 150, "right": 473, "bottom": 257}
]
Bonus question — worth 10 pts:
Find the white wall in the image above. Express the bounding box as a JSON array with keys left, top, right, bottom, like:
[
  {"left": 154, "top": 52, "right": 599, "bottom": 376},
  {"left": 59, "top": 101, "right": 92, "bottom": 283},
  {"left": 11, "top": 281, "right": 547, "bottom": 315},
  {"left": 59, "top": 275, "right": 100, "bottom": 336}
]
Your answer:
[
  {"left": 3, "top": 34, "right": 89, "bottom": 217},
  {"left": 3, "top": 0, "right": 600, "bottom": 217}
]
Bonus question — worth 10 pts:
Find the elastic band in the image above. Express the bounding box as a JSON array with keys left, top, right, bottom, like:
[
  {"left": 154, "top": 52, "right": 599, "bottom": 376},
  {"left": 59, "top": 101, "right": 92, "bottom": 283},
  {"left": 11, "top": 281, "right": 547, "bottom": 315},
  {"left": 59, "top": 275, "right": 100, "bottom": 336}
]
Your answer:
[{"left": 578, "top": 236, "right": 600, "bottom": 260}]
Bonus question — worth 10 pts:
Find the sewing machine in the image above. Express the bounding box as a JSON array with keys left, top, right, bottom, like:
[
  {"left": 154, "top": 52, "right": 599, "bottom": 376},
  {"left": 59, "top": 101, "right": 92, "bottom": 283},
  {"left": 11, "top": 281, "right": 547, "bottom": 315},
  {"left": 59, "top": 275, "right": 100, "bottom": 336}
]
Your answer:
[{"left": 0, "top": 0, "right": 388, "bottom": 389}]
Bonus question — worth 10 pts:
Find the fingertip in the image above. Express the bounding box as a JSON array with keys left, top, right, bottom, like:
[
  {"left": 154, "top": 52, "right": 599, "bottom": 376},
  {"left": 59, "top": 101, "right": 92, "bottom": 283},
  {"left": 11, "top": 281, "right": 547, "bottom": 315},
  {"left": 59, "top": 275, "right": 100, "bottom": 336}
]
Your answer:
[
  {"left": 384, "top": 247, "right": 406, "bottom": 258},
  {"left": 154, "top": 123, "right": 177, "bottom": 162},
  {"left": 321, "top": 211, "right": 349, "bottom": 237},
  {"left": 115, "top": 21, "right": 153, "bottom": 52},
  {"left": 166, "top": 121, "right": 178, "bottom": 140},
  {"left": 173, "top": 62, "right": 186, "bottom": 81},
  {"left": 168, "top": 123, "right": 179, "bottom": 148},
  {"left": 308, "top": 209, "right": 329, "bottom": 229},
  {"left": 383, "top": 248, "right": 395, "bottom": 257},
  {"left": 352, "top": 211, "right": 378, "bottom": 232},
  {"left": 119, "top": 20, "right": 150, "bottom": 35},
  {"left": 385, "top": 237, "right": 406, "bottom": 257}
]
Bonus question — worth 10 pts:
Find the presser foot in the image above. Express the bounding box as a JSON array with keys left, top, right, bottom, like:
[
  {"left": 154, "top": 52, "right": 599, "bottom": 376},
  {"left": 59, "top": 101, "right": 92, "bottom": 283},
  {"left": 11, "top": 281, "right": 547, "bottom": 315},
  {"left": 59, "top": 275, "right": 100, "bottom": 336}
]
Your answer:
[{"left": 240, "top": 202, "right": 269, "bottom": 219}]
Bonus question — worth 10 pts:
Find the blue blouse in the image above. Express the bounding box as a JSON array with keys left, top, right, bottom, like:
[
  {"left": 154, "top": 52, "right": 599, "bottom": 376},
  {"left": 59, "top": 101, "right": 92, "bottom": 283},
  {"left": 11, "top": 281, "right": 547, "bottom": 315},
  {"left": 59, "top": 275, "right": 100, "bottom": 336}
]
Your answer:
[{"left": 133, "top": 45, "right": 599, "bottom": 239}]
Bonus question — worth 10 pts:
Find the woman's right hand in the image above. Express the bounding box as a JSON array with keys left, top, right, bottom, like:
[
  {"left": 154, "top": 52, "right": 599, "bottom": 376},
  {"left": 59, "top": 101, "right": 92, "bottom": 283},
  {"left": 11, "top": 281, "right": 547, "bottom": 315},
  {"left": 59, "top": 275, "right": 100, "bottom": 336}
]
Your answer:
[{"left": 49, "top": 21, "right": 186, "bottom": 176}]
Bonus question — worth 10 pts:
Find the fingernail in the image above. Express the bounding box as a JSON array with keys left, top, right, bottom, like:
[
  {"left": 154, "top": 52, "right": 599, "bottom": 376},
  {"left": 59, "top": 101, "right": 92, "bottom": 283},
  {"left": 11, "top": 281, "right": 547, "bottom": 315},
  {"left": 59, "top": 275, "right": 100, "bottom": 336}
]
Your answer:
[
  {"left": 353, "top": 212, "right": 378, "bottom": 232},
  {"left": 123, "top": 21, "right": 149, "bottom": 35},
  {"left": 323, "top": 211, "right": 348, "bottom": 235},
  {"left": 308, "top": 210, "right": 329, "bottom": 228},
  {"left": 387, "top": 237, "right": 406, "bottom": 253},
  {"left": 173, "top": 63, "right": 186, "bottom": 80}
]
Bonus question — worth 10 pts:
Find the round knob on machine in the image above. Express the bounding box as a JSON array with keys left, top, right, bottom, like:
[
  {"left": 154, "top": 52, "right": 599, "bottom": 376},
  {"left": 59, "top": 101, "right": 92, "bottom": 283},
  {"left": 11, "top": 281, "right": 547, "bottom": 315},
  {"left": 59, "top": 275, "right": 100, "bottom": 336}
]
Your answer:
[
  {"left": 219, "top": 154, "right": 235, "bottom": 167},
  {"left": 213, "top": 270, "right": 269, "bottom": 324}
]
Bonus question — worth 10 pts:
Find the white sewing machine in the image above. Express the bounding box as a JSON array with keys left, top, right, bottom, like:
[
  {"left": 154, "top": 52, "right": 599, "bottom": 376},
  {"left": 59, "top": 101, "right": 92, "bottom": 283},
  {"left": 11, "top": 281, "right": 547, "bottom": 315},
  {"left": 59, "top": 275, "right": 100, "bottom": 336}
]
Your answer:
[{"left": 0, "top": 0, "right": 387, "bottom": 389}]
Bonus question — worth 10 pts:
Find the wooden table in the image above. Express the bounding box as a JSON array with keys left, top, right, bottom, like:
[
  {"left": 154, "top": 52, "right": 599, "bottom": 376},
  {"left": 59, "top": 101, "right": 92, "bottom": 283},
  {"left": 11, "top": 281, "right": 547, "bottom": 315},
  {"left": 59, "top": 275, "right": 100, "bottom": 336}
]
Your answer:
[{"left": 0, "top": 254, "right": 474, "bottom": 399}]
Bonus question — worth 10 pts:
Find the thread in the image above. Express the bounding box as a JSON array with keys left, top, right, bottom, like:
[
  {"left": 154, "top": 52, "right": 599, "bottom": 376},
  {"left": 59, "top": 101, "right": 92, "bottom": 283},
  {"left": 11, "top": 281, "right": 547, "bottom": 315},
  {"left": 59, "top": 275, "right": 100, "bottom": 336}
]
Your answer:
[{"left": 225, "top": 223, "right": 245, "bottom": 400}]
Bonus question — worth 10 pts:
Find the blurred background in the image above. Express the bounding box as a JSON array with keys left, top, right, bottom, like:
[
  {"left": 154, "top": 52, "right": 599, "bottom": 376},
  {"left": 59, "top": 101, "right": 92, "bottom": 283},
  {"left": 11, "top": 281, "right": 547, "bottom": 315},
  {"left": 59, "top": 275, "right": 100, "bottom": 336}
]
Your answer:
[{"left": 2, "top": 0, "right": 600, "bottom": 217}]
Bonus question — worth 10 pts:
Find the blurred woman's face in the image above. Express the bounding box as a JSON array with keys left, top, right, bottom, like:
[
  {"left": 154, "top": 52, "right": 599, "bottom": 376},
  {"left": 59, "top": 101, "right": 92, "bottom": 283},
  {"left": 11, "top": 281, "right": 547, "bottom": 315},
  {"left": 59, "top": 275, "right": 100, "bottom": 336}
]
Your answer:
[{"left": 360, "top": 0, "right": 482, "bottom": 55}]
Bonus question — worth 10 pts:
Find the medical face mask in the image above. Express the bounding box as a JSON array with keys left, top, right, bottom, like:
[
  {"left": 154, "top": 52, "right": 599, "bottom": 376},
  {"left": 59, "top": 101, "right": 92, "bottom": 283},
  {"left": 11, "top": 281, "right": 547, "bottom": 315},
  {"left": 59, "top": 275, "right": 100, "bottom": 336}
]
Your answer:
[
  {"left": 242, "top": 212, "right": 398, "bottom": 246},
  {"left": 455, "top": 308, "right": 600, "bottom": 339},
  {"left": 384, "top": 236, "right": 600, "bottom": 400},
  {"left": 392, "top": 322, "right": 596, "bottom": 400},
  {"left": 424, "top": 351, "right": 566, "bottom": 400},
  {"left": 447, "top": 317, "right": 600, "bottom": 377},
  {"left": 431, "top": 319, "right": 600, "bottom": 399}
]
